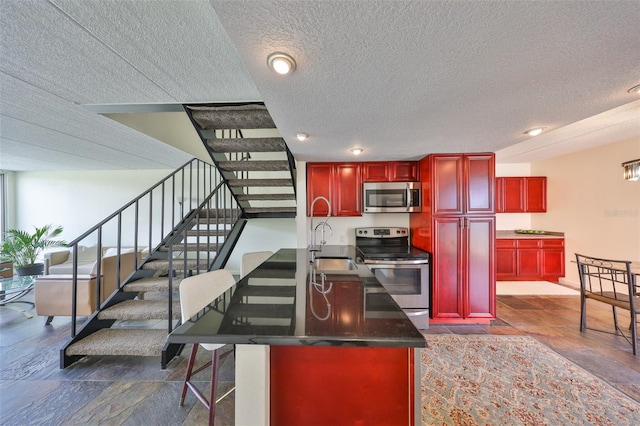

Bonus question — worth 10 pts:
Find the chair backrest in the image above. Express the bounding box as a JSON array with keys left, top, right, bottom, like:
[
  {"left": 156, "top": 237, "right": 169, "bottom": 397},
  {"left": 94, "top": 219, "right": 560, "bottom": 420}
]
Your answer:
[
  {"left": 575, "top": 253, "right": 636, "bottom": 310},
  {"left": 180, "top": 269, "right": 236, "bottom": 322},
  {"left": 241, "top": 251, "right": 273, "bottom": 278}
]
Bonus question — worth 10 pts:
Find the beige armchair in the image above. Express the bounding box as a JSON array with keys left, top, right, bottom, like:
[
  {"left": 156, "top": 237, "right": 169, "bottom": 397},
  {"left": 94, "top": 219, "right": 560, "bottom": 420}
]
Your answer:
[{"left": 35, "top": 252, "right": 139, "bottom": 325}]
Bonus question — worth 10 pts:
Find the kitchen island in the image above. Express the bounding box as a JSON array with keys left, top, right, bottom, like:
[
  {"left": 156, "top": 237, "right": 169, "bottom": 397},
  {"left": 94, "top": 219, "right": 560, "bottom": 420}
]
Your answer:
[{"left": 167, "top": 246, "right": 427, "bottom": 425}]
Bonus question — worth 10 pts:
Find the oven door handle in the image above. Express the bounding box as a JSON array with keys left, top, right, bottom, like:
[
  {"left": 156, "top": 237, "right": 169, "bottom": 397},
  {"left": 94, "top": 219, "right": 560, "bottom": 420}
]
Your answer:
[{"left": 365, "top": 259, "right": 429, "bottom": 267}]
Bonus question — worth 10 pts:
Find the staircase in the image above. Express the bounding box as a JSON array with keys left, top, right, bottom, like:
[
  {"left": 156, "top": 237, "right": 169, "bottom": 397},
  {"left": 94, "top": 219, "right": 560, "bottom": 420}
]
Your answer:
[
  {"left": 60, "top": 103, "right": 297, "bottom": 369},
  {"left": 60, "top": 164, "right": 243, "bottom": 368},
  {"left": 185, "top": 103, "right": 297, "bottom": 218}
]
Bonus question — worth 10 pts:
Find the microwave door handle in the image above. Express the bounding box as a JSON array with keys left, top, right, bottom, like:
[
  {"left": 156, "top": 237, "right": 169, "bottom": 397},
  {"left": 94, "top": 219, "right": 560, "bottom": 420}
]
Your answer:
[{"left": 406, "top": 183, "right": 411, "bottom": 210}]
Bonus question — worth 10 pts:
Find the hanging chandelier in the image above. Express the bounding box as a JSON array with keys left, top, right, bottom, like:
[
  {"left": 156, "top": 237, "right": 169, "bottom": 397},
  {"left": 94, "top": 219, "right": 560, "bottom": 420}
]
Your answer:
[{"left": 622, "top": 159, "right": 640, "bottom": 181}]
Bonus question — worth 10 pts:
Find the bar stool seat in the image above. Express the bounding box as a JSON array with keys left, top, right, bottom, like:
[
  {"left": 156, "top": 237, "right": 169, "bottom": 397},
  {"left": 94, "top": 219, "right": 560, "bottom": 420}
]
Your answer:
[{"left": 179, "top": 269, "right": 237, "bottom": 425}]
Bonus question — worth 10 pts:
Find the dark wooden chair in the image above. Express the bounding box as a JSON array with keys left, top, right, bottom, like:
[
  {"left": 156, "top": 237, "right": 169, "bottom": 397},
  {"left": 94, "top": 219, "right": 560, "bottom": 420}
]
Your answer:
[{"left": 575, "top": 253, "right": 638, "bottom": 356}]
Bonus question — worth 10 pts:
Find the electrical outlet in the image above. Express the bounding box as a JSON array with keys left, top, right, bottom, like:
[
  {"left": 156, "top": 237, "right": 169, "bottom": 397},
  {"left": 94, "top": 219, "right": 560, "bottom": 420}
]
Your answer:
[{"left": 339, "top": 235, "right": 346, "bottom": 244}]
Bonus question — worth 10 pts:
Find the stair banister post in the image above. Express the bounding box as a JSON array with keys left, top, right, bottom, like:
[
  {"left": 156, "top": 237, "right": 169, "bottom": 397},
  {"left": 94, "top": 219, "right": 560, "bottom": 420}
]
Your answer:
[
  {"left": 71, "top": 243, "right": 78, "bottom": 337},
  {"left": 96, "top": 228, "right": 103, "bottom": 308}
]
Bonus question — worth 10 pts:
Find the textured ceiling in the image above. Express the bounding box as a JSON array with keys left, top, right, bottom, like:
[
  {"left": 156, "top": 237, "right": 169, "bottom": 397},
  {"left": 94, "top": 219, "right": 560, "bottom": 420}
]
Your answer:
[{"left": 1, "top": 0, "right": 639, "bottom": 171}]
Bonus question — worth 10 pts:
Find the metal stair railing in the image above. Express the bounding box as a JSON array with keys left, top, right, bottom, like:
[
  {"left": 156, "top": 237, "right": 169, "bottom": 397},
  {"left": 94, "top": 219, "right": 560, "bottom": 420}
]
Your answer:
[
  {"left": 63, "top": 158, "right": 238, "bottom": 338},
  {"left": 162, "top": 180, "right": 241, "bottom": 332}
]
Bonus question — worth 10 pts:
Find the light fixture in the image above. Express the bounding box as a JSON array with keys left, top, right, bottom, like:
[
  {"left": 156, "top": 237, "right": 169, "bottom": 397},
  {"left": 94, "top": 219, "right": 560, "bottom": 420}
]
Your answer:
[
  {"left": 350, "top": 147, "right": 363, "bottom": 155},
  {"left": 628, "top": 84, "right": 640, "bottom": 94},
  {"left": 524, "top": 127, "right": 545, "bottom": 137},
  {"left": 296, "top": 133, "right": 308, "bottom": 141},
  {"left": 267, "top": 52, "right": 296, "bottom": 75},
  {"left": 622, "top": 159, "right": 640, "bottom": 181}
]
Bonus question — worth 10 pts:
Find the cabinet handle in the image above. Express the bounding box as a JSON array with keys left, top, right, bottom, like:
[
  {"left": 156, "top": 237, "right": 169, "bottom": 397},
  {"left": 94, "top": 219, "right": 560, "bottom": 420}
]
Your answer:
[{"left": 460, "top": 217, "right": 465, "bottom": 229}]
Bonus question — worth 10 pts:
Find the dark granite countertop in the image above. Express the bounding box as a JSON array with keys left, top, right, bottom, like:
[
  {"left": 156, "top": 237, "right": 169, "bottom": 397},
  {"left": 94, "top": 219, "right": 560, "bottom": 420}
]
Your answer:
[
  {"left": 496, "top": 230, "right": 565, "bottom": 239},
  {"left": 167, "top": 247, "right": 427, "bottom": 348}
]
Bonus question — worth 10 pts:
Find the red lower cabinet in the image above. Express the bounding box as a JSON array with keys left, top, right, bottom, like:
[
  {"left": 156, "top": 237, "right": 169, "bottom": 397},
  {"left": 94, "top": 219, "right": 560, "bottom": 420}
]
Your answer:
[
  {"left": 495, "top": 238, "right": 565, "bottom": 281},
  {"left": 430, "top": 216, "right": 495, "bottom": 322},
  {"left": 270, "top": 346, "right": 415, "bottom": 425}
]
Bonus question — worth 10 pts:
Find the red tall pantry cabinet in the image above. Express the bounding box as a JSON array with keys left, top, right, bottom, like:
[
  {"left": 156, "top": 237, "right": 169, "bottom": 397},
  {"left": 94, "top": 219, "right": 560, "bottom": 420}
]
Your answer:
[{"left": 411, "top": 154, "right": 496, "bottom": 323}]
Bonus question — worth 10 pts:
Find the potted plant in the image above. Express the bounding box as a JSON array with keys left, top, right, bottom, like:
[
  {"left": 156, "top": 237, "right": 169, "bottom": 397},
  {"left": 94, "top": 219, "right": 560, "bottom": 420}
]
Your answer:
[{"left": 0, "top": 224, "right": 66, "bottom": 276}]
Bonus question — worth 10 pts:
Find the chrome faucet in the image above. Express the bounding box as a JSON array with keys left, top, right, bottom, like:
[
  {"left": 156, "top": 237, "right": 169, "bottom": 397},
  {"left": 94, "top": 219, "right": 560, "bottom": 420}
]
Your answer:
[
  {"left": 315, "top": 221, "right": 333, "bottom": 246},
  {"left": 309, "top": 196, "right": 331, "bottom": 259}
]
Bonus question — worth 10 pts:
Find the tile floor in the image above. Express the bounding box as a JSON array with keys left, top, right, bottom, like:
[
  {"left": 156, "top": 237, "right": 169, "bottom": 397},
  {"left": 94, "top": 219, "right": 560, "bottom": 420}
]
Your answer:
[{"left": 0, "top": 292, "right": 638, "bottom": 425}]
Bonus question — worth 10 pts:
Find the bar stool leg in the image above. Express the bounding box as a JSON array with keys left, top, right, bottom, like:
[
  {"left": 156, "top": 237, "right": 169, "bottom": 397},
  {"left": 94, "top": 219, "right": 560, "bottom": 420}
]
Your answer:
[
  {"left": 180, "top": 344, "right": 199, "bottom": 406},
  {"left": 209, "top": 349, "right": 220, "bottom": 425}
]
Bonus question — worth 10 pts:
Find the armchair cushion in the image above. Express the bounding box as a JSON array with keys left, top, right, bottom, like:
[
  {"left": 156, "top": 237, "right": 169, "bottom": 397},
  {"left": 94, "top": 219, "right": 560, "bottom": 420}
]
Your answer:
[{"left": 44, "top": 250, "right": 70, "bottom": 266}]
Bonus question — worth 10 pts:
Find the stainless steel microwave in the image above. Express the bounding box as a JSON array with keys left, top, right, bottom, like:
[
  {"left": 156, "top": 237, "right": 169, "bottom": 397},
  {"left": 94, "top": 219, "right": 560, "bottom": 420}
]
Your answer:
[{"left": 363, "top": 182, "right": 422, "bottom": 213}]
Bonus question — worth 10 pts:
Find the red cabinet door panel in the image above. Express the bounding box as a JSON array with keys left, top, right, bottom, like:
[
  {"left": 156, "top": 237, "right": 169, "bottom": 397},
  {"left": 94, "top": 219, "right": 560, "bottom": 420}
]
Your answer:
[
  {"left": 334, "top": 163, "right": 362, "bottom": 216},
  {"left": 391, "top": 161, "right": 419, "bottom": 182},
  {"left": 517, "top": 249, "right": 541, "bottom": 277},
  {"left": 496, "top": 248, "right": 517, "bottom": 279},
  {"left": 465, "top": 154, "right": 495, "bottom": 214},
  {"left": 363, "top": 162, "right": 389, "bottom": 182},
  {"left": 502, "top": 177, "right": 525, "bottom": 212},
  {"left": 432, "top": 156, "right": 464, "bottom": 215},
  {"left": 465, "top": 216, "right": 495, "bottom": 318},
  {"left": 432, "top": 217, "right": 464, "bottom": 319},
  {"left": 307, "top": 163, "right": 332, "bottom": 216},
  {"left": 525, "top": 177, "right": 547, "bottom": 212}
]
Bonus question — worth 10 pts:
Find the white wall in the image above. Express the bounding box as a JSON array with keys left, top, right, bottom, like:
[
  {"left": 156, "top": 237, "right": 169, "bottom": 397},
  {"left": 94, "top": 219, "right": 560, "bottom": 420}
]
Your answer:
[
  {"left": 13, "top": 169, "right": 173, "bottom": 243},
  {"left": 531, "top": 137, "right": 640, "bottom": 286},
  {"left": 225, "top": 218, "right": 297, "bottom": 275}
]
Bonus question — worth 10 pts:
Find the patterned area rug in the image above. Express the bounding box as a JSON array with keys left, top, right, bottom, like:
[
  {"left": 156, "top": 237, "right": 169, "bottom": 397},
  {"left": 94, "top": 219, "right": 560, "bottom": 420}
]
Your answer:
[{"left": 421, "top": 335, "right": 640, "bottom": 425}]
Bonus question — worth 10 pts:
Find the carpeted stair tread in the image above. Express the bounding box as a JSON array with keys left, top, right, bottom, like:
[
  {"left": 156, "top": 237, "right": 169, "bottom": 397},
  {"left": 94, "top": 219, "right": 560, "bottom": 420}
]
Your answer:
[
  {"left": 66, "top": 329, "right": 168, "bottom": 357},
  {"left": 227, "top": 178, "right": 293, "bottom": 187},
  {"left": 244, "top": 207, "right": 297, "bottom": 214},
  {"left": 142, "top": 258, "right": 210, "bottom": 271},
  {"left": 186, "top": 104, "right": 276, "bottom": 129},
  {"left": 218, "top": 160, "right": 289, "bottom": 172},
  {"left": 207, "top": 137, "right": 286, "bottom": 153},
  {"left": 122, "top": 277, "right": 182, "bottom": 293},
  {"left": 235, "top": 193, "right": 295, "bottom": 201},
  {"left": 98, "top": 300, "right": 181, "bottom": 320},
  {"left": 185, "top": 229, "right": 230, "bottom": 237},
  {"left": 162, "top": 243, "right": 221, "bottom": 252}
]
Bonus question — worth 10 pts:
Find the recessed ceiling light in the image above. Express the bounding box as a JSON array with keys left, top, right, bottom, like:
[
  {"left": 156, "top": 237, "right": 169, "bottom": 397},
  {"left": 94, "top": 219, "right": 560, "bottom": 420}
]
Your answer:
[
  {"left": 267, "top": 52, "right": 296, "bottom": 75},
  {"left": 524, "top": 127, "right": 545, "bottom": 136},
  {"left": 296, "top": 133, "right": 308, "bottom": 141},
  {"left": 350, "top": 147, "right": 363, "bottom": 155},
  {"left": 628, "top": 84, "right": 640, "bottom": 94}
]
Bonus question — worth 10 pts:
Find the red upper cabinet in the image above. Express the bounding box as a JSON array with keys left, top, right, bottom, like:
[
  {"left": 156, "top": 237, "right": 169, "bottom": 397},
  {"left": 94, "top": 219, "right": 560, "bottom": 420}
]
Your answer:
[
  {"left": 362, "top": 162, "right": 390, "bottom": 182},
  {"left": 363, "top": 161, "right": 419, "bottom": 182},
  {"left": 524, "top": 177, "right": 547, "bottom": 212},
  {"left": 496, "top": 176, "right": 546, "bottom": 213},
  {"left": 390, "top": 162, "right": 419, "bottom": 182},
  {"left": 334, "top": 163, "right": 362, "bottom": 216},
  {"left": 307, "top": 162, "right": 362, "bottom": 217},
  {"left": 464, "top": 155, "right": 495, "bottom": 214},
  {"left": 307, "top": 163, "right": 333, "bottom": 216},
  {"left": 429, "top": 154, "right": 495, "bottom": 215}
]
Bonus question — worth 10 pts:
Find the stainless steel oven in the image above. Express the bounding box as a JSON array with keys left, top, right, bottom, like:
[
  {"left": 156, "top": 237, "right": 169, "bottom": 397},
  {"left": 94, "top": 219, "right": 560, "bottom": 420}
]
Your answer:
[{"left": 356, "top": 227, "right": 430, "bottom": 329}]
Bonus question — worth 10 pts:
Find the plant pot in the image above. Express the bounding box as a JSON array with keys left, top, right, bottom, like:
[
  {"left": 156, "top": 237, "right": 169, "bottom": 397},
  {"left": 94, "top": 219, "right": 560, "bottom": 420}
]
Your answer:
[{"left": 16, "top": 263, "right": 44, "bottom": 276}]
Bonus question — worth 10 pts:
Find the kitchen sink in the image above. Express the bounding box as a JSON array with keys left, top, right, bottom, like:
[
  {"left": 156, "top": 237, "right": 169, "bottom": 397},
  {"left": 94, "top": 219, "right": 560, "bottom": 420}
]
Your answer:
[{"left": 312, "top": 257, "right": 358, "bottom": 271}]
